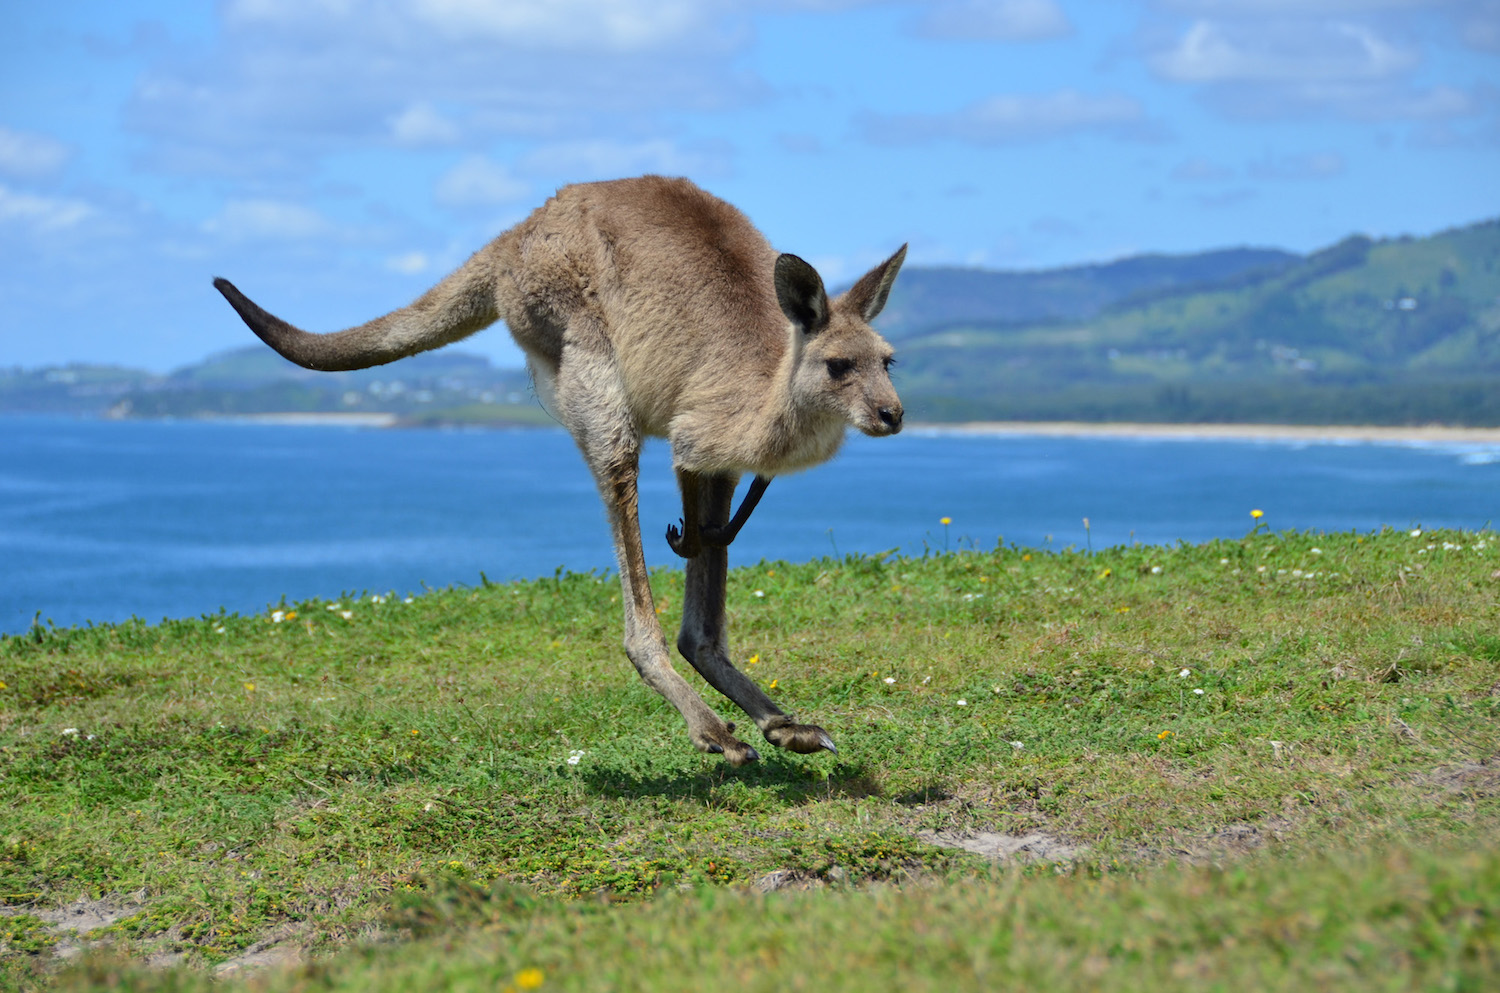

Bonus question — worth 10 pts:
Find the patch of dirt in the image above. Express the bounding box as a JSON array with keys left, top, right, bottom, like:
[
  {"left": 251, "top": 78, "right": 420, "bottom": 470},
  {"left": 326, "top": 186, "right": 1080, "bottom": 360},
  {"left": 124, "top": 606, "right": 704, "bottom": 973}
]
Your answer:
[
  {"left": 915, "top": 830, "right": 1085, "bottom": 864},
  {"left": 753, "top": 869, "right": 820, "bottom": 893},
  {"left": 1425, "top": 758, "right": 1500, "bottom": 799},
  {"left": 35, "top": 895, "right": 141, "bottom": 935},
  {"left": 212, "top": 927, "right": 306, "bottom": 977}
]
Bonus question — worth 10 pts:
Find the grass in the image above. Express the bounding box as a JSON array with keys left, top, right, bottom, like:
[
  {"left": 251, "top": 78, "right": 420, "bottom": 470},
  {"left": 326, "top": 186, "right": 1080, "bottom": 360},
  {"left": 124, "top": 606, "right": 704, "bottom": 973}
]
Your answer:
[{"left": 2, "top": 525, "right": 1497, "bottom": 990}]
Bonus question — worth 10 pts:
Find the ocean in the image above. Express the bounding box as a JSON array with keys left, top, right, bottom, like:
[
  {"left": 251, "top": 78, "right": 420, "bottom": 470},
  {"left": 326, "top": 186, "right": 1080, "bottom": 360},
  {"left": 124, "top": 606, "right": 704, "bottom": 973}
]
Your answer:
[{"left": 3, "top": 416, "right": 1496, "bottom": 635}]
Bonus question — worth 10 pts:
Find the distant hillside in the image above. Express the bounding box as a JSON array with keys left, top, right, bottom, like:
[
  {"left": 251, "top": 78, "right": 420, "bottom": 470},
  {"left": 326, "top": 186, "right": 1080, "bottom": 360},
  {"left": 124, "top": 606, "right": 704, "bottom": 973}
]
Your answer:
[
  {"left": 0, "top": 348, "right": 547, "bottom": 425},
  {"left": 875, "top": 247, "right": 1299, "bottom": 340},
  {"left": 892, "top": 217, "right": 1500, "bottom": 425}
]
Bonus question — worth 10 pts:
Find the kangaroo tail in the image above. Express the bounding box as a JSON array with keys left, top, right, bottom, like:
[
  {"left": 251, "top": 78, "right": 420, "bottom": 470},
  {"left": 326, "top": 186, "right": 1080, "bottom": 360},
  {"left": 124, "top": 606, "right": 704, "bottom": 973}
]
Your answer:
[{"left": 213, "top": 249, "right": 501, "bottom": 372}]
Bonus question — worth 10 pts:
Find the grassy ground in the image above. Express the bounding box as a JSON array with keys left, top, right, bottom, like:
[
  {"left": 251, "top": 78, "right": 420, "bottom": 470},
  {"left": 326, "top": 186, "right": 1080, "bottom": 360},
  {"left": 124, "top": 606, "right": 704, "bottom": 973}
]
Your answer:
[{"left": 2, "top": 525, "right": 1497, "bottom": 990}]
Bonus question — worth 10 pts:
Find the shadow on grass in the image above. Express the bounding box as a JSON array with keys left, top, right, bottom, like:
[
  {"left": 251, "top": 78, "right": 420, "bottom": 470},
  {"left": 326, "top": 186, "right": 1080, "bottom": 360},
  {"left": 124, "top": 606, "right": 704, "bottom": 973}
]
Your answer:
[{"left": 577, "top": 758, "right": 885, "bottom": 806}]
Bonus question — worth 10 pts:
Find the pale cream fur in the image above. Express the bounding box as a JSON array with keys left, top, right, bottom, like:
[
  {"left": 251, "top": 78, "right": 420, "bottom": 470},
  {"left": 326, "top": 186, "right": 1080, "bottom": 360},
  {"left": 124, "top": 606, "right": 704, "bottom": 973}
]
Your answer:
[{"left": 214, "top": 175, "right": 908, "bottom": 764}]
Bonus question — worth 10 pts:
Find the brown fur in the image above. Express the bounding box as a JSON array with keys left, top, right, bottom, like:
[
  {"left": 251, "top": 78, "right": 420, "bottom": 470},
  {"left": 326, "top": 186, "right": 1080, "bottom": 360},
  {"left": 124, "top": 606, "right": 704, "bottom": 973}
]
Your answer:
[{"left": 214, "top": 175, "right": 907, "bottom": 764}]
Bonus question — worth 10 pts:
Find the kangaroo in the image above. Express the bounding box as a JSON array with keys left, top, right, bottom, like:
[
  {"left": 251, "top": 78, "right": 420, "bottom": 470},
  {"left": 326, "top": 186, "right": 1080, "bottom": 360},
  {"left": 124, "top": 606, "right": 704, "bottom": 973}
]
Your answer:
[{"left": 214, "top": 174, "right": 906, "bottom": 765}]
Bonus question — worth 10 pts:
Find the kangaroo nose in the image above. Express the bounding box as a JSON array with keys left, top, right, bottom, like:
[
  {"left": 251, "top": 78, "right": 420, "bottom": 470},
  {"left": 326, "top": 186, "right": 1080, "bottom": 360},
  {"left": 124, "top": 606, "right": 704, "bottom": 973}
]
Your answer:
[{"left": 879, "top": 405, "right": 903, "bottom": 432}]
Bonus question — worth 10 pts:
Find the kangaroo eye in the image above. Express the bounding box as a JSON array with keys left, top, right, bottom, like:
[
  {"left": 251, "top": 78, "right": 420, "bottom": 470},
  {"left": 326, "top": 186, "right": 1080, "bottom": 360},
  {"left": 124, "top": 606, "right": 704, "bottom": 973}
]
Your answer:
[
  {"left": 826, "top": 358, "right": 855, "bottom": 379},
  {"left": 882, "top": 356, "right": 895, "bottom": 371}
]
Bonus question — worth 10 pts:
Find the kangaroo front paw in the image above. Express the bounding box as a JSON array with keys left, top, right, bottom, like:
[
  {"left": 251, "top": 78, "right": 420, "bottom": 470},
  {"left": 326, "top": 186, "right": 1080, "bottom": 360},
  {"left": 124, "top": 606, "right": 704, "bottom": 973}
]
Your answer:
[
  {"left": 665, "top": 521, "right": 699, "bottom": 559},
  {"left": 763, "top": 720, "right": 837, "bottom": 755},
  {"left": 694, "top": 724, "right": 760, "bottom": 766}
]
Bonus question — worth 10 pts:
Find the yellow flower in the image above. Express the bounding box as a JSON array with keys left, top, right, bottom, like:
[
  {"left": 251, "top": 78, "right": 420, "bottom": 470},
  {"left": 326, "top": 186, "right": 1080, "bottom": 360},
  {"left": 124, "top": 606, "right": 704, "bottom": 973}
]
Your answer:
[
  {"left": 1250, "top": 509, "right": 1264, "bottom": 519},
  {"left": 769, "top": 679, "right": 779, "bottom": 690},
  {"left": 515, "top": 968, "right": 545, "bottom": 990},
  {"left": 1097, "top": 568, "right": 1112, "bottom": 579},
  {"left": 410, "top": 729, "right": 420, "bottom": 736},
  {"left": 747, "top": 654, "right": 759, "bottom": 665},
  {"left": 940, "top": 516, "right": 952, "bottom": 525},
  {"left": 1022, "top": 554, "right": 1031, "bottom": 562},
  {"left": 0, "top": 680, "right": 6, "bottom": 690},
  {"left": 243, "top": 682, "right": 255, "bottom": 692},
  {"left": 1158, "top": 730, "right": 1173, "bottom": 740}
]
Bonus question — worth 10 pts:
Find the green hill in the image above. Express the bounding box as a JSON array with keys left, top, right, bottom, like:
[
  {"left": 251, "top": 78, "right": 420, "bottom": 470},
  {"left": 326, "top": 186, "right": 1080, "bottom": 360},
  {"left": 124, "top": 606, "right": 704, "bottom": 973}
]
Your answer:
[
  {"left": 891, "top": 218, "right": 1500, "bottom": 424},
  {"left": 875, "top": 246, "right": 1298, "bottom": 339}
]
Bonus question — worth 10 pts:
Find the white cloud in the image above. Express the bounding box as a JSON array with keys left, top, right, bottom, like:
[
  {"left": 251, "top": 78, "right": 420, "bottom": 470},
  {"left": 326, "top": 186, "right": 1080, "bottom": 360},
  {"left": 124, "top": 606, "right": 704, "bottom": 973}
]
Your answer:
[
  {"left": 226, "top": 0, "right": 734, "bottom": 52},
  {"left": 1143, "top": 11, "right": 1488, "bottom": 122},
  {"left": 0, "top": 184, "right": 93, "bottom": 230},
  {"left": 203, "top": 198, "right": 335, "bottom": 240},
  {"left": 861, "top": 89, "right": 1160, "bottom": 145},
  {"left": 0, "top": 127, "right": 72, "bottom": 179},
  {"left": 385, "top": 250, "right": 430, "bottom": 274},
  {"left": 516, "top": 138, "right": 734, "bottom": 180},
  {"left": 1171, "top": 156, "right": 1235, "bottom": 181},
  {"left": 1154, "top": 1, "right": 1437, "bottom": 12},
  {"left": 1248, "top": 150, "right": 1346, "bottom": 179},
  {"left": 434, "top": 156, "right": 528, "bottom": 207},
  {"left": 911, "top": 0, "right": 1072, "bottom": 41},
  {"left": 1150, "top": 20, "right": 1416, "bottom": 84},
  {"left": 126, "top": 0, "right": 762, "bottom": 181},
  {"left": 389, "top": 103, "right": 462, "bottom": 146},
  {"left": 410, "top": 0, "right": 722, "bottom": 52}
]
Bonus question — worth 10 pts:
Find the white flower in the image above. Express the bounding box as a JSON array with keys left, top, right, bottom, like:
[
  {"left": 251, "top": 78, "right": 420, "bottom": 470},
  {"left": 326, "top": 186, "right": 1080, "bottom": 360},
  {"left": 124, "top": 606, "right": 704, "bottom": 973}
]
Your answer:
[
  {"left": 340, "top": 610, "right": 354, "bottom": 620},
  {"left": 61, "top": 728, "right": 79, "bottom": 736},
  {"left": 327, "top": 603, "right": 342, "bottom": 611},
  {"left": 1219, "top": 558, "right": 1230, "bottom": 565},
  {"left": 214, "top": 626, "right": 226, "bottom": 634},
  {"left": 1410, "top": 529, "right": 1422, "bottom": 538},
  {"left": 1179, "top": 668, "right": 1191, "bottom": 678},
  {"left": 566, "top": 749, "right": 585, "bottom": 766},
  {"left": 883, "top": 677, "right": 895, "bottom": 685},
  {"left": 956, "top": 699, "right": 968, "bottom": 707},
  {"left": 1310, "top": 548, "right": 1323, "bottom": 555},
  {"left": 1011, "top": 741, "right": 1024, "bottom": 750},
  {"left": 753, "top": 590, "right": 765, "bottom": 598},
  {"left": 271, "top": 610, "right": 285, "bottom": 623},
  {"left": 1150, "top": 565, "right": 1162, "bottom": 575},
  {"left": 403, "top": 596, "right": 415, "bottom": 604},
  {"left": 1193, "top": 688, "right": 1205, "bottom": 696}
]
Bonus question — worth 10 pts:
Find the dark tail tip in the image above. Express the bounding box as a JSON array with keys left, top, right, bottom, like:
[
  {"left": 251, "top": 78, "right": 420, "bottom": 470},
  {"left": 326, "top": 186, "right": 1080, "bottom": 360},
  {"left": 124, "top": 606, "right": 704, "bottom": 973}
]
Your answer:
[{"left": 211, "top": 276, "right": 307, "bottom": 363}]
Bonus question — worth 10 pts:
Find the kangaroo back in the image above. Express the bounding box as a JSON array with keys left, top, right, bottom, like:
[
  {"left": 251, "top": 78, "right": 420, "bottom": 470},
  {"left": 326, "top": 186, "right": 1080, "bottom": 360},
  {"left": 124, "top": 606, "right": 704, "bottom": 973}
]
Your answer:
[{"left": 213, "top": 247, "right": 502, "bottom": 372}]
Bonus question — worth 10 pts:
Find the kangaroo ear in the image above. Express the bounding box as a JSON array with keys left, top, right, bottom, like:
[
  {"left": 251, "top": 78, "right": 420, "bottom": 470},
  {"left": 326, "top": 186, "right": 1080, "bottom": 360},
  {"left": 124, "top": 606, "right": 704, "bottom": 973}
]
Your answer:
[
  {"left": 844, "top": 243, "right": 907, "bottom": 323},
  {"left": 774, "top": 253, "right": 830, "bottom": 335}
]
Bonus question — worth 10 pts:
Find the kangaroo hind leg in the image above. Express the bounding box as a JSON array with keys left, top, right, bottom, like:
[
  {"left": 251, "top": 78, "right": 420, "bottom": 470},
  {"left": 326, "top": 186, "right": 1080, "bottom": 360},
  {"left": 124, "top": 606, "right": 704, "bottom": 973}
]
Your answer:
[
  {"left": 559, "top": 353, "right": 758, "bottom": 765},
  {"left": 675, "top": 471, "right": 836, "bottom": 755}
]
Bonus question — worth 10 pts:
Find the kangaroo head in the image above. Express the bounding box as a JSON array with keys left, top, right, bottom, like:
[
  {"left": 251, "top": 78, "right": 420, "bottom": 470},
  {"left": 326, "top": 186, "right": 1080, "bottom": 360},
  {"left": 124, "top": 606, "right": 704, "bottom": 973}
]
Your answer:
[{"left": 775, "top": 244, "right": 907, "bottom": 437}]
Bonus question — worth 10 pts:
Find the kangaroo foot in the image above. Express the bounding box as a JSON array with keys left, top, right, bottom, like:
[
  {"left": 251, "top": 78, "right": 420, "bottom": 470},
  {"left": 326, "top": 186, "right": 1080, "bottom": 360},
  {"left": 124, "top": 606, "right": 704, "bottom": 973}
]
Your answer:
[
  {"left": 763, "top": 717, "right": 837, "bottom": 755},
  {"left": 693, "top": 720, "right": 760, "bottom": 766}
]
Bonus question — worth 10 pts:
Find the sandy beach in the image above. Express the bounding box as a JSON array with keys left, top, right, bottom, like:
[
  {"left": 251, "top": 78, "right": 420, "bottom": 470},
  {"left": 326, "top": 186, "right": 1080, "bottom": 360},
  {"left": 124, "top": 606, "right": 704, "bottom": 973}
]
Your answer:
[{"left": 916, "top": 421, "right": 1500, "bottom": 444}]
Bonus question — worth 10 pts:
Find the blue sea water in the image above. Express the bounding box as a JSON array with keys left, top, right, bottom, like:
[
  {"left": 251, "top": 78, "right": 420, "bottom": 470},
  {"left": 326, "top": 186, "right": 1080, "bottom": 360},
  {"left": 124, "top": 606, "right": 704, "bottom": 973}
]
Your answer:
[{"left": 2, "top": 416, "right": 1496, "bottom": 635}]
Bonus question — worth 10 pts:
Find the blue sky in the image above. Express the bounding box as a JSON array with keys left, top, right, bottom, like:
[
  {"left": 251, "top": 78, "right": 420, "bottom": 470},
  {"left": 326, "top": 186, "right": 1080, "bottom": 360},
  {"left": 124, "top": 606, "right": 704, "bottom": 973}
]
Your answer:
[{"left": 3, "top": 0, "right": 1497, "bottom": 372}]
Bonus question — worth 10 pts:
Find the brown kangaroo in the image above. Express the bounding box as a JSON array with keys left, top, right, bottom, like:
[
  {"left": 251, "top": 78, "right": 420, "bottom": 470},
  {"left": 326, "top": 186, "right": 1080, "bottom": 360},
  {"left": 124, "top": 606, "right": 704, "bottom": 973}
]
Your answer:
[{"left": 214, "top": 174, "right": 906, "bottom": 764}]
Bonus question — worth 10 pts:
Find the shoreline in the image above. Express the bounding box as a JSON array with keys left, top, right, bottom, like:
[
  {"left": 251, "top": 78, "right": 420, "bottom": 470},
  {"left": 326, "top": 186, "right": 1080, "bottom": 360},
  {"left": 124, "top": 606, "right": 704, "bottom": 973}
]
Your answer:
[
  {"left": 18, "top": 410, "right": 1500, "bottom": 443},
  {"left": 915, "top": 421, "right": 1500, "bottom": 444}
]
